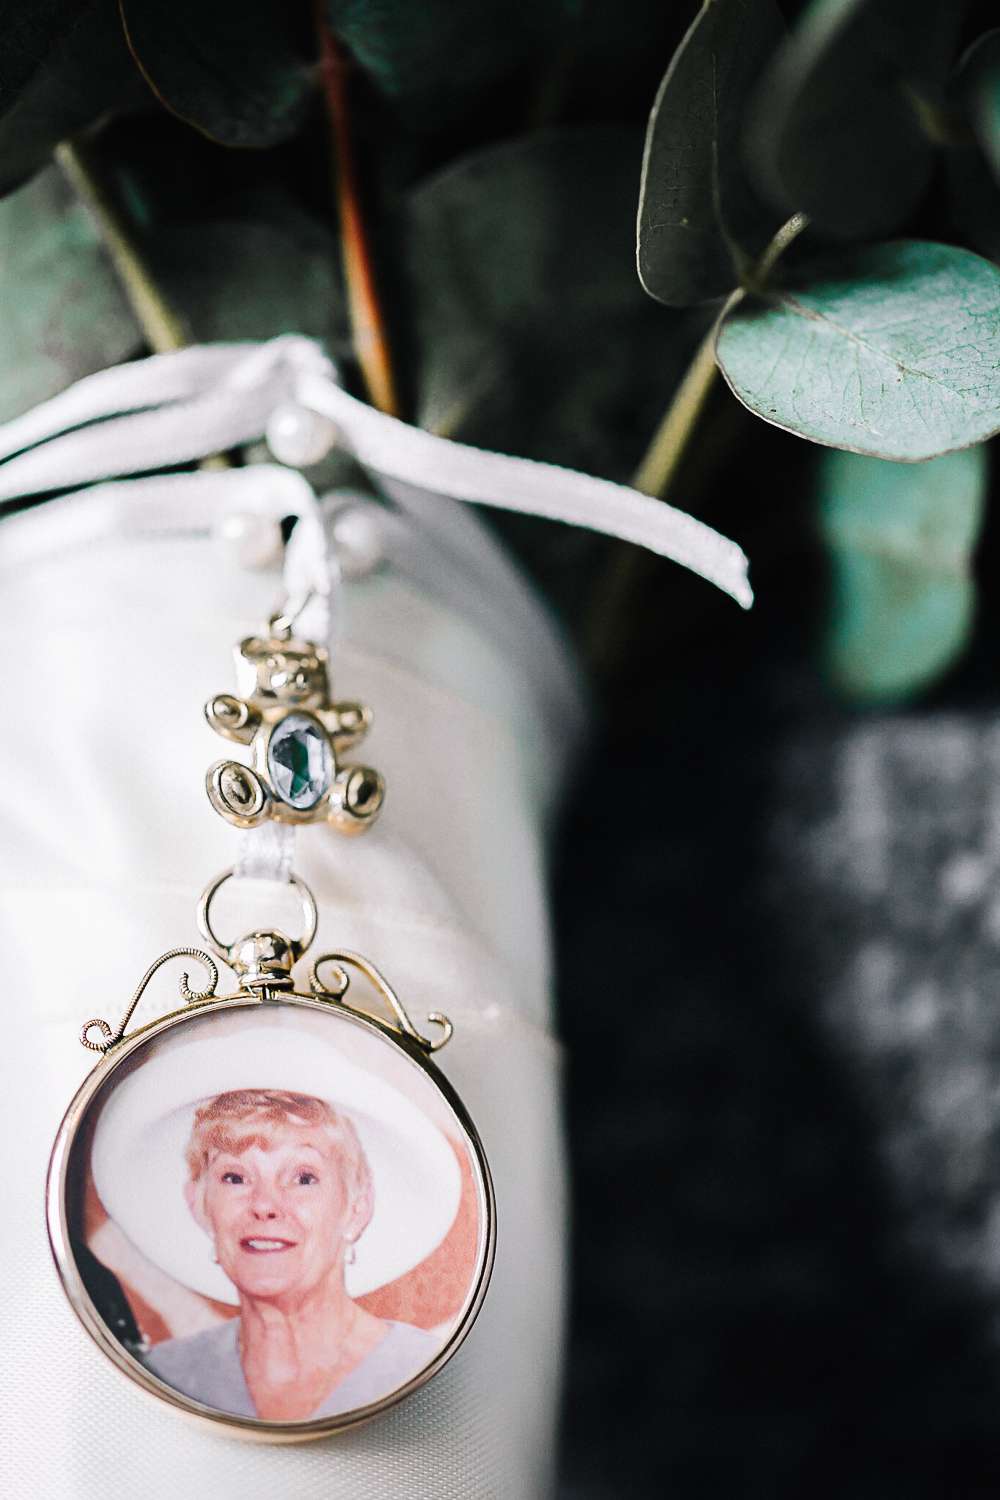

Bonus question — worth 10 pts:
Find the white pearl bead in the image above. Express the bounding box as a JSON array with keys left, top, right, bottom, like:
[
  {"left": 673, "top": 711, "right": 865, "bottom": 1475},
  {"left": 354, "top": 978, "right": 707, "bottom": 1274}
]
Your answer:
[
  {"left": 265, "top": 400, "right": 342, "bottom": 468},
  {"left": 330, "top": 504, "right": 385, "bottom": 579},
  {"left": 212, "top": 511, "right": 285, "bottom": 570}
]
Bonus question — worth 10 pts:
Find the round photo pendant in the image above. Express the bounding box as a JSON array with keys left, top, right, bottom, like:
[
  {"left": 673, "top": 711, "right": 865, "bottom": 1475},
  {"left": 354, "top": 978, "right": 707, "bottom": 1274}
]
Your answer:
[{"left": 48, "top": 993, "right": 494, "bottom": 1439}]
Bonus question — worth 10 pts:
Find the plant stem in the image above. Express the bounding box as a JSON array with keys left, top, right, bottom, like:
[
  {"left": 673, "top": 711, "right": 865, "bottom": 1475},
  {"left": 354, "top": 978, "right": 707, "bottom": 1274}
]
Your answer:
[
  {"left": 631, "top": 300, "right": 736, "bottom": 498},
  {"left": 631, "top": 212, "right": 810, "bottom": 501},
  {"left": 55, "top": 137, "right": 232, "bottom": 469},
  {"left": 54, "top": 138, "right": 188, "bottom": 354},
  {"left": 751, "top": 210, "right": 810, "bottom": 286},
  {"left": 317, "top": 19, "right": 400, "bottom": 417}
]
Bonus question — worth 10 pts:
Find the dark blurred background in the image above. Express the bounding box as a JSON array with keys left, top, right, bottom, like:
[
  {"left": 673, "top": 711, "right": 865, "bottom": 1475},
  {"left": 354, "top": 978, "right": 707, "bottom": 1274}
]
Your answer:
[{"left": 554, "top": 410, "right": 1000, "bottom": 1498}]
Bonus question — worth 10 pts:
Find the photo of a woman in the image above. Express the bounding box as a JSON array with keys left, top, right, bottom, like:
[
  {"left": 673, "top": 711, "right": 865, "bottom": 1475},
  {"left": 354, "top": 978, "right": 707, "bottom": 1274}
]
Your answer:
[
  {"left": 146, "top": 1088, "right": 440, "bottom": 1420},
  {"left": 82, "top": 1008, "right": 476, "bottom": 1424}
]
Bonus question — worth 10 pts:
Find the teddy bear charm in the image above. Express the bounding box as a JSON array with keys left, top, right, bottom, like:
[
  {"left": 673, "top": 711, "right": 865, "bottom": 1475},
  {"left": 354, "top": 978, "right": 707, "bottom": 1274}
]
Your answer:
[{"left": 204, "top": 613, "right": 385, "bottom": 834}]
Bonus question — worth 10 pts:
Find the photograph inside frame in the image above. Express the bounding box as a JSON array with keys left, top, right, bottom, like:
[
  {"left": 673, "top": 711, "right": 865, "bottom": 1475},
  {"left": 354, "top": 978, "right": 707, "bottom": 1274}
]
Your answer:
[{"left": 58, "top": 1003, "right": 490, "bottom": 1428}]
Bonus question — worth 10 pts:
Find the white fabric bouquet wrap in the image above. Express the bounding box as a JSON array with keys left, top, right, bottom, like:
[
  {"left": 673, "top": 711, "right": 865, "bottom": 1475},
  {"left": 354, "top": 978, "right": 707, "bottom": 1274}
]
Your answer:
[{"left": 0, "top": 338, "right": 750, "bottom": 1498}]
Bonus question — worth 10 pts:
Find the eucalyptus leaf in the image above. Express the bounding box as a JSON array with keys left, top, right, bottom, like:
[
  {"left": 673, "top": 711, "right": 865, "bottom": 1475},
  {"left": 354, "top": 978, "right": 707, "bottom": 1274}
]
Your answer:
[
  {"left": 0, "top": 0, "right": 145, "bottom": 199},
  {"left": 819, "top": 445, "right": 986, "bottom": 702},
  {"left": 715, "top": 241, "right": 1000, "bottom": 461},
  {"left": 120, "top": 0, "right": 313, "bottom": 149},
  {"left": 401, "top": 128, "right": 690, "bottom": 478},
  {"left": 0, "top": 164, "right": 142, "bottom": 423},
  {"left": 637, "top": 0, "right": 785, "bottom": 308},
  {"left": 747, "top": 0, "right": 965, "bottom": 239},
  {"left": 400, "top": 126, "right": 695, "bottom": 623}
]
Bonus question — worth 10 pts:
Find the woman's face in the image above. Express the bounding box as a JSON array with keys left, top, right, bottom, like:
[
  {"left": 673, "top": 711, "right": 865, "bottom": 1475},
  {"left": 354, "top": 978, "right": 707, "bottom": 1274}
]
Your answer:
[{"left": 185, "top": 1123, "right": 369, "bottom": 1301}]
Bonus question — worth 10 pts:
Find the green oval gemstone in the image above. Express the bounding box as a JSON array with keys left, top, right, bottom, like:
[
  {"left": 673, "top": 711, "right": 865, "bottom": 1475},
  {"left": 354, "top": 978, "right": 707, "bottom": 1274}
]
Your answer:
[{"left": 267, "top": 715, "right": 333, "bottom": 809}]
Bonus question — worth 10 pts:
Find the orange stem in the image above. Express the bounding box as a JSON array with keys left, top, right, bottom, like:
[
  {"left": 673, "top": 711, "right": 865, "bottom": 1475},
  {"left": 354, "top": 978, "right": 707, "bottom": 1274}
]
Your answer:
[{"left": 317, "top": 18, "right": 400, "bottom": 417}]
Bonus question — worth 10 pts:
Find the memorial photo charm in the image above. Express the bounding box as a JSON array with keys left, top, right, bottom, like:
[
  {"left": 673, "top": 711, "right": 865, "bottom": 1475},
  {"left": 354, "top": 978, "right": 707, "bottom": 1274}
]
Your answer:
[
  {"left": 48, "top": 598, "right": 491, "bottom": 1439},
  {"left": 47, "top": 874, "right": 494, "bottom": 1440}
]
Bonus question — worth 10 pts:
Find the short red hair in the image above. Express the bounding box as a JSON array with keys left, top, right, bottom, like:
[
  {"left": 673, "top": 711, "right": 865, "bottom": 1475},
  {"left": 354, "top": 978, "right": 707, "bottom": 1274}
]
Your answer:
[{"left": 186, "top": 1089, "right": 371, "bottom": 1207}]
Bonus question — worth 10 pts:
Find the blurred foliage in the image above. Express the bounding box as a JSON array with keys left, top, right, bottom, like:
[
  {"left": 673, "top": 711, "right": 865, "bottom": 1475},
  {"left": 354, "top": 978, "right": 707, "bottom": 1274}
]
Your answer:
[
  {"left": 324, "top": 0, "right": 563, "bottom": 131},
  {"left": 0, "top": 164, "right": 141, "bottom": 421},
  {"left": 0, "top": 0, "right": 699, "bottom": 191},
  {"left": 401, "top": 128, "right": 691, "bottom": 479},
  {"left": 748, "top": 0, "right": 966, "bottom": 240},
  {"left": 955, "top": 26, "right": 1000, "bottom": 172},
  {"left": 399, "top": 125, "right": 703, "bottom": 626},
  {"left": 946, "top": 139, "right": 1000, "bottom": 264},
  {"left": 0, "top": 0, "right": 144, "bottom": 199},
  {"left": 0, "top": 144, "right": 352, "bottom": 422},
  {"left": 120, "top": 0, "right": 314, "bottom": 148},
  {"left": 148, "top": 217, "right": 350, "bottom": 353},
  {"left": 631, "top": 0, "right": 1000, "bottom": 698},
  {"left": 0, "top": 0, "right": 1000, "bottom": 697},
  {"left": 818, "top": 446, "right": 987, "bottom": 702}
]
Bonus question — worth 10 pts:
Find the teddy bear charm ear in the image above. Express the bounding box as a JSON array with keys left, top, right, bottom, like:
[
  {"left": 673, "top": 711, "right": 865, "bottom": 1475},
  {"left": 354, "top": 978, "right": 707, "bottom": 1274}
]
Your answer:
[{"left": 204, "top": 612, "right": 385, "bottom": 834}]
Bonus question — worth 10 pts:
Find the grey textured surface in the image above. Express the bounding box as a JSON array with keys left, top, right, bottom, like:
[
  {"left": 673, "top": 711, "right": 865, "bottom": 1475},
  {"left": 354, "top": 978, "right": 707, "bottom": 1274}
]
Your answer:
[{"left": 774, "top": 713, "right": 1000, "bottom": 1330}]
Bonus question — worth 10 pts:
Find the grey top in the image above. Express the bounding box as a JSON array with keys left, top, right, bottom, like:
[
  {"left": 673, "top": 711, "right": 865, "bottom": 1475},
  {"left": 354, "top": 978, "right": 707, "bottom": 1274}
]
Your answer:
[{"left": 143, "top": 1317, "right": 442, "bottom": 1419}]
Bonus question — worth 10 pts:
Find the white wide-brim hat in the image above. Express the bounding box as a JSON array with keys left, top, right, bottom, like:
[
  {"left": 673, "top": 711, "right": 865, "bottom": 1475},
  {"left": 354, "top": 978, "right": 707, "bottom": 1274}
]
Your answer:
[{"left": 91, "top": 1024, "right": 463, "bottom": 1304}]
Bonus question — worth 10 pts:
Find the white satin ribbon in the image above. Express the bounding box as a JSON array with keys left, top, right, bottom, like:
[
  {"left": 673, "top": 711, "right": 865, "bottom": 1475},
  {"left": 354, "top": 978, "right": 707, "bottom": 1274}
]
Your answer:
[{"left": 0, "top": 335, "right": 753, "bottom": 608}]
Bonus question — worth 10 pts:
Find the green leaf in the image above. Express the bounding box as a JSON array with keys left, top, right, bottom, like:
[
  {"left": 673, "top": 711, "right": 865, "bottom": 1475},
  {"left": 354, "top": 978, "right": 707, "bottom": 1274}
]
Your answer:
[
  {"left": 637, "top": 0, "right": 786, "bottom": 308},
  {"left": 748, "top": 0, "right": 965, "bottom": 239},
  {"left": 715, "top": 241, "right": 1000, "bottom": 461},
  {"left": 120, "top": 0, "right": 314, "bottom": 149},
  {"left": 400, "top": 126, "right": 695, "bottom": 623},
  {"left": 819, "top": 445, "right": 986, "bottom": 702},
  {"left": 401, "top": 127, "right": 691, "bottom": 478},
  {"left": 0, "top": 163, "right": 142, "bottom": 423},
  {"left": 0, "top": 0, "right": 145, "bottom": 199}
]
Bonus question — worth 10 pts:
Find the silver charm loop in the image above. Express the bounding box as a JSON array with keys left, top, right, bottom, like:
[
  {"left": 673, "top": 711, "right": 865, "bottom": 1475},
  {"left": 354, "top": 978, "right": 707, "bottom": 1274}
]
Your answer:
[{"left": 197, "top": 868, "right": 318, "bottom": 988}]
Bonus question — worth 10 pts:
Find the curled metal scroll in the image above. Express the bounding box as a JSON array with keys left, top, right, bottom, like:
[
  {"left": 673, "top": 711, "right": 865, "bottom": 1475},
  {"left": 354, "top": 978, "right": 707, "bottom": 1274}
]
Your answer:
[
  {"left": 309, "top": 949, "right": 452, "bottom": 1052},
  {"left": 80, "top": 948, "right": 219, "bottom": 1053}
]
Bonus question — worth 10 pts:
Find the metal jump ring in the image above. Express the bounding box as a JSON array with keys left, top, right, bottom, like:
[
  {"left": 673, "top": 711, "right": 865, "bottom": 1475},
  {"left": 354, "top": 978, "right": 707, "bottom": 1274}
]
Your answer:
[
  {"left": 197, "top": 867, "right": 318, "bottom": 965},
  {"left": 269, "top": 588, "right": 316, "bottom": 641}
]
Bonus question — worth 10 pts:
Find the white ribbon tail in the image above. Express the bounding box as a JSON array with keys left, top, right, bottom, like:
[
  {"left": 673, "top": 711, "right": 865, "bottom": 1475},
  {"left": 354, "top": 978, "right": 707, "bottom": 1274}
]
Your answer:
[
  {"left": 0, "top": 339, "right": 333, "bottom": 504},
  {"left": 0, "top": 336, "right": 751, "bottom": 609},
  {"left": 0, "top": 343, "right": 256, "bottom": 465},
  {"left": 297, "top": 372, "right": 753, "bottom": 609}
]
